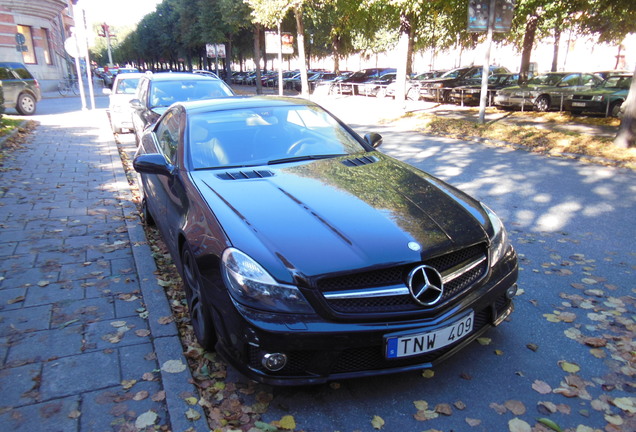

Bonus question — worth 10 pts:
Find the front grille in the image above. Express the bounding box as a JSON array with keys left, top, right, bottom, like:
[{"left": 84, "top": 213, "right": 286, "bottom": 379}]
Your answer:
[
  {"left": 572, "top": 95, "right": 594, "bottom": 101},
  {"left": 318, "top": 244, "right": 488, "bottom": 315}
]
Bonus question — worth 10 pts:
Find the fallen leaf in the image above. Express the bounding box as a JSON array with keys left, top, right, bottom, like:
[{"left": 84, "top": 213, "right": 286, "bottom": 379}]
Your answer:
[
  {"left": 185, "top": 408, "right": 201, "bottom": 421},
  {"left": 68, "top": 410, "right": 81, "bottom": 419},
  {"left": 537, "top": 417, "right": 563, "bottom": 432},
  {"left": 7, "top": 296, "right": 25, "bottom": 305},
  {"left": 532, "top": 380, "right": 552, "bottom": 394},
  {"left": 135, "top": 329, "right": 151, "bottom": 337},
  {"left": 133, "top": 391, "right": 149, "bottom": 401},
  {"left": 121, "top": 379, "right": 136, "bottom": 390},
  {"left": 490, "top": 402, "right": 507, "bottom": 415},
  {"left": 162, "top": 360, "right": 186, "bottom": 373},
  {"left": 371, "top": 415, "right": 385, "bottom": 429},
  {"left": 278, "top": 415, "right": 296, "bottom": 430},
  {"left": 135, "top": 410, "right": 158, "bottom": 429},
  {"left": 184, "top": 397, "right": 198, "bottom": 405},
  {"left": 435, "top": 403, "right": 452, "bottom": 416},
  {"left": 582, "top": 337, "right": 606, "bottom": 348},
  {"left": 151, "top": 391, "right": 166, "bottom": 402},
  {"left": 254, "top": 422, "right": 278, "bottom": 432},
  {"left": 158, "top": 315, "right": 174, "bottom": 325},
  {"left": 454, "top": 400, "right": 466, "bottom": 410},
  {"left": 508, "top": 417, "right": 531, "bottom": 432},
  {"left": 465, "top": 417, "right": 481, "bottom": 427},
  {"left": 558, "top": 360, "right": 581, "bottom": 373},
  {"left": 413, "top": 400, "right": 429, "bottom": 411},
  {"left": 477, "top": 337, "right": 491, "bottom": 345},
  {"left": 612, "top": 397, "right": 636, "bottom": 414},
  {"left": 422, "top": 369, "right": 435, "bottom": 378},
  {"left": 504, "top": 400, "right": 526, "bottom": 415},
  {"left": 526, "top": 343, "right": 539, "bottom": 352},
  {"left": 110, "top": 321, "right": 127, "bottom": 328}
]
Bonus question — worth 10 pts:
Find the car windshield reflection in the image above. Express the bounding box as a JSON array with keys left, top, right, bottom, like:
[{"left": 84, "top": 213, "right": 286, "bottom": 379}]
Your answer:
[{"left": 187, "top": 105, "right": 366, "bottom": 170}]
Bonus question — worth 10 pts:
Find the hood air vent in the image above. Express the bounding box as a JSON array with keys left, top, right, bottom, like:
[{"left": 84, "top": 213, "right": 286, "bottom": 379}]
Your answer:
[
  {"left": 216, "top": 170, "right": 274, "bottom": 180},
  {"left": 341, "top": 155, "right": 379, "bottom": 167}
]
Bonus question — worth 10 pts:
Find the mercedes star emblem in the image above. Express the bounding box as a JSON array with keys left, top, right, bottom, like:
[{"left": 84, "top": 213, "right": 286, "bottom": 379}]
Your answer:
[{"left": 407, "top": 265, "right": 444, "bottom": 306}]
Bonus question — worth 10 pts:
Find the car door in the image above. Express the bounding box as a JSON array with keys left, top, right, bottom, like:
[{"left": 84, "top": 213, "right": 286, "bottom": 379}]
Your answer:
[
  {"left": 551, "top": 73, "right": 582, "bottom": 108},
  {"left": 0, "top": 65, "right": 19, "bottom": 108}
]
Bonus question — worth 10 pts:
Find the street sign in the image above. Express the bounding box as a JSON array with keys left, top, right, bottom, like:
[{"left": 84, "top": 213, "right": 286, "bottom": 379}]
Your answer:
[
  {"left": 64, "top": 37, "right": 80, "bottom": 58},
  {"left": 468, "top": 0, "right": 515, "bottom": 32}
]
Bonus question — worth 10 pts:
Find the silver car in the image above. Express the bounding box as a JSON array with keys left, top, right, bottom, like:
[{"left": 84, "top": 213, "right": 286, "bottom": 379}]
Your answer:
[
  {"left": 104, "top": 72, "right": 144, "bottom": 135},
  {"left": 494, "top": 72, "right": 602, "bottom": 112}
]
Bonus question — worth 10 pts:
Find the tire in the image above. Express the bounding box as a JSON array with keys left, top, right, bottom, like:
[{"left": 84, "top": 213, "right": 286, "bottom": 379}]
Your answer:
[
  {"left": 140, "top": 197, "right": 155, "bottom": 226},
  {"left": 16, "top": 93, "right": 37, "bottom": 115},
  {"left": 181, "top": 244, "right": 217, "bottom": 350},
  {"left": 570, "top": 109, "right": 583, "bottom": 115},
  {"left": 609, "top": 101, "right": 622, "bottom": 117},
  {"left": 535, "top": 95, "right": 550, "bottom": 112},
  {"left": 58, "top": 82, "right": 69, "bottom": 96}
]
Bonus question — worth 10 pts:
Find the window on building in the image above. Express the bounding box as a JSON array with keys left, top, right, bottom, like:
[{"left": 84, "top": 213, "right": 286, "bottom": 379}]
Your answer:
[
  {"left": 42, "top": 28, "right": 53, "bottom": 65},
  {"left": 17, "top": 25, "right": 37, "bottom": 64}
]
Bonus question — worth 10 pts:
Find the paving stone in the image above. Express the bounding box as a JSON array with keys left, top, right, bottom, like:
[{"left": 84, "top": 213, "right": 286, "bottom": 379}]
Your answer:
[
  {"left": 51, "top": 297, "right": 114, "bottom": 327},
  {"left": 0, "top": 305, "right": 52, "bottom": 337},
  {"left": 80, "top": 381, "right": 168, "bottom": 432},
  {"left": 0, "top": 254, "right": 37, "bottom": 273},
  {"left": 85, "top": 316, "right": 150, "bottom": 351},
  {"left": 6, "top": 326, "right": 84, "bottom": 365},
  {"left": 0, "top": 287, "right": 27, "bottom": 311},
  {"left": 24, "top": 281, "right": 85, "bottom": 308},
  {"left": 0, "top": 363, "right": 42, "bottom": 407},
  {"left": 1, "top": 266, "right": 60, "bottom": 290},
  {"left": 0, "top": 241, "right": 17, "bottom": 257},
  {"left": 0, "top": 337, "right": 7, "bottom": 366},
  {"left": 40, "top": 351, "right": 120, "bottom": 399},
  {"left": 0, "top": 396, "right": 79, "bottom": 432},
  {"left": 118, "top": 343, "right": 160, "bottom": 381}
]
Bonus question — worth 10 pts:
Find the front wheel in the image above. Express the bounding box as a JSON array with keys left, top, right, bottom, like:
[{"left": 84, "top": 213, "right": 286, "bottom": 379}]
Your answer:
[
  {"left": 535, "top": 95, "right": 550, "bottom": 112},
  {"left": 181, "top": 244, "right": 217, "bottom": 350},
  {"left": 609, "top": 101, "right": 622, "bottom": 117},
  {"left": 16, "top": 93, "right": 37, "bottom": 115}
]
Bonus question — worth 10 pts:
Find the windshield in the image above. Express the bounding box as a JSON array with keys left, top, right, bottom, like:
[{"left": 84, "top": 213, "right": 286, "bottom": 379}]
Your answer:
[
  {"left": 188, "top": 105, "right": 367, "bottom": 169},
  {"left": 150, "top": 80, "right": 234, "bottom": 108},
  {"left": 441, "top": 68, "right": 469, "bottom": 79},
  {"left": 528, "top": 74, "right": 566, "bottom": 86},
  {"left": 601, "top": 75, "right": 632, "bottom": 89}
]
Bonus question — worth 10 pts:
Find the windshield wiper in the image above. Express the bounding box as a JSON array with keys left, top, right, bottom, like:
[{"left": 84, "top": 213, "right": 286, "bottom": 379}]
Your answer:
[{"left": 267, "top": 154, "right": 345, "bottom": 165}]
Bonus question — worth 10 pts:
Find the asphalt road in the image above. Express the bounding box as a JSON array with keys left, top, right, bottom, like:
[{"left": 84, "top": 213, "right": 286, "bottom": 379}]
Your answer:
[{"left": 30, "top": 94, "right": 636, "bottom": 432}]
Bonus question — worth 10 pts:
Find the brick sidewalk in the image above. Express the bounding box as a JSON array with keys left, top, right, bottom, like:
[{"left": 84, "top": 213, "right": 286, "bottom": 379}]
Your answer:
[{"left": 0, "top": 110, "right": 208, "bottom": 431}]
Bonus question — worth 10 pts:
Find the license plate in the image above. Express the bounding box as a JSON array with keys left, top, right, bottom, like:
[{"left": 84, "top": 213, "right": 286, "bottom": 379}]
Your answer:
[
  {"left": 386, "top": 312, "right": 474, "bottom": 358},
  {"left": 572, "top": 102, "right": 586, "bottom": 107}
]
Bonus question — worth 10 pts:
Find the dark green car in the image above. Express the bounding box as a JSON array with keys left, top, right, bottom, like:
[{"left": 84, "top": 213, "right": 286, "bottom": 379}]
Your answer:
[
  {"left": 564, "top": 74, "right": 632, "bottom": 117},
  {"left": 0, "top": 62, "right": 41, "bottom": 115}
]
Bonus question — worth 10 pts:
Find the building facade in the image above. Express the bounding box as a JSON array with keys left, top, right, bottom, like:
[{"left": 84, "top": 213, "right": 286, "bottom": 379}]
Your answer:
[{"left": 0, "top": 0, "right": 76, "bottom": 92}]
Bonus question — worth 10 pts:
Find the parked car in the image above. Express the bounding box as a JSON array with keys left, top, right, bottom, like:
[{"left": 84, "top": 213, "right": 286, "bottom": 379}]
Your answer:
[
  {"left": 129, "top": 72, "right": 235, "bottom": 144},
  {"left": 564, "top": 73, "right": 632, "bottom": 117},
  {"left": 419, "top": 66, "right": 510, "bottom": 102},
  {"left": 383, "top": 71, "right": 447, "bottom": 100},
  {"left": 494, "top": 72, "right": 602, "bottom": 112},
  {"left": 0, "top": 62, "right": 41, "bottom": 115},
  {"left": 362, "top": 72, "right": 397, "bottom": 97},
  {"left": 593, "top": 70, "right": 630, "bottom": 80},
  {"left": 133, "top": 96, "right": 518, "bottom": 385},
  {"left": 104, "top": 72, "right": 143, "bottom": 135},
  {"left": 330, "top": 68, "right": 396, "bottom": 95},
  {"left": 449, "top": 73, "right": 519, "bottom": 105}
]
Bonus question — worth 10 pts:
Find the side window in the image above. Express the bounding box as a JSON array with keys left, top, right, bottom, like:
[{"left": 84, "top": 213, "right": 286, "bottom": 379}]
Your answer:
[
  {"left": 0, "top": 67, "right": 11, "bottom": 80},
  {"left": 582, "top": 74, "right": 598, "bottom": 86},
  {"left": 156, "top": 111, "right": 180, "bottom": 163},
  {"left": 561, "top": 74, "right": 580, "bottom": 86}
]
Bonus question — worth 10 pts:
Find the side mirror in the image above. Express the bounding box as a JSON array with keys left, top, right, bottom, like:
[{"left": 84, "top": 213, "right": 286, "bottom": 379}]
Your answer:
[
  {"left": 133, "top": 153, "right": 175, "bottom": 176},
  {"left": 364, "top": 132, "right": 383, "bottom": 148},
  {"left": 130, "top": 98, "right": 143, "bottom": 109}
]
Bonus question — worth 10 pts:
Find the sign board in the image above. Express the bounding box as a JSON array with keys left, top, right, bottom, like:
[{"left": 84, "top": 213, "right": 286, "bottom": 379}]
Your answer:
[
  {"left": 206, "top": 44, "right": 226, "bottom": 59},
  {"left": 265, "top": 31, "right": 294, "bottom": 55},
  {"left": 64, "top": 37, "right": 80, "bottom": 58},
  {"left": 468, "top": 0, "right": 515, "bottom": 32}
]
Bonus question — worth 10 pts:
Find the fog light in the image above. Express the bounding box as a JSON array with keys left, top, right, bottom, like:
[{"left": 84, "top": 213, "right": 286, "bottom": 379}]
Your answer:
[
  {"left": 262, "top": 353, "right": 287, "bottom": 371},
  {"left": 506, "top": 284, "right": 518, "bottom": 299}
]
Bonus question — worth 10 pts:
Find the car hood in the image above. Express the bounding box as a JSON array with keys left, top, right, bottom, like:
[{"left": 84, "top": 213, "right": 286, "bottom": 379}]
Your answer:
[{"left": 191, "top": 153, "right": 489, "bottom": 281}]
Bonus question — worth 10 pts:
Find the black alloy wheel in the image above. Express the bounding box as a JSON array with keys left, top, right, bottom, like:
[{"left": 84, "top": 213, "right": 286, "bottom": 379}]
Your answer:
[
  {"left": 535, "top": 95, "right": 551, "bottom": 112},
  {"left": 181, "top": 244, "right": 217, "bottom": 350}
]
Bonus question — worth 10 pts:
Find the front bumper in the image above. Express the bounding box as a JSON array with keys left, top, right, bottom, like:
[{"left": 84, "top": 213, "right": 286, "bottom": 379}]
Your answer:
[
  {"left": 213, "top": 248, "right": 518, "bottom": 386},
  {"left": 494, "top": 94, "right": 535, "bottom": 109}
]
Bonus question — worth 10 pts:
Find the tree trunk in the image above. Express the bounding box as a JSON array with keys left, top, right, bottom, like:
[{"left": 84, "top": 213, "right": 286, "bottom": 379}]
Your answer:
[
  {"left": 551, "top": 23, "right": 561, "bottom": 72},
  {"left": 332, "top": 34, "right": 341, "bottom": 74},
  {"left": 395, "top": 11, "right": 411, "bottom": 101},
  {"left": 614, "top": 63, "right": 636, "bottom": 148},
  {"left": 406, "top": 13, "right": 416, "bottom": 76},
  {"left": 294, "top": 7, "right": 309, "bottom": 97},
  {"left": 253, "top": 24, "right": 262, "bottom": 94},
  {"left": 519, "top": 13, "right": 540, "bottom": 84}
]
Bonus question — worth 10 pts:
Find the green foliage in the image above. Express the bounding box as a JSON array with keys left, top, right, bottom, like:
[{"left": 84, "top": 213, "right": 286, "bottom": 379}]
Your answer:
[{"left": 0, "top": 81, "right": 4, "bottom": 122}]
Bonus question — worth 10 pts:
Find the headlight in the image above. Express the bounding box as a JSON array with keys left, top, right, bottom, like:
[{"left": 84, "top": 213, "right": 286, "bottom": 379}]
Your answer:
[
  {"left": 222, "top": 248, "right": 313, "bottom": 313},
  {"left": 481, "top": 204, "right": 511, "bottom": 267},
  {"left": 592, "top": 95, "right": 605, "bottom": 102}
]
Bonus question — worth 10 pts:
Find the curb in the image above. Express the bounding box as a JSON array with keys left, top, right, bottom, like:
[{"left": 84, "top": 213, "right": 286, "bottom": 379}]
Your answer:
[{"left": 106, "top": 114, "right": 210, "bottom": 431}]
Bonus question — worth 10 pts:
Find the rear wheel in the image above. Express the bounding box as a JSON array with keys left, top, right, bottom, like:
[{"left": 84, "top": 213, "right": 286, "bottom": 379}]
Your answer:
[
  {"left": 535, "top": 95, "right": 550, "bottom": 112},
  {"left": 181, "top": 244, "right": 217, "bottom": 350},
  {"left": 407, "top": 87, "right": 420, "bottom": 101},
  {"left": 16, "top": 93, "right": 36, "bottom": 115}
]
